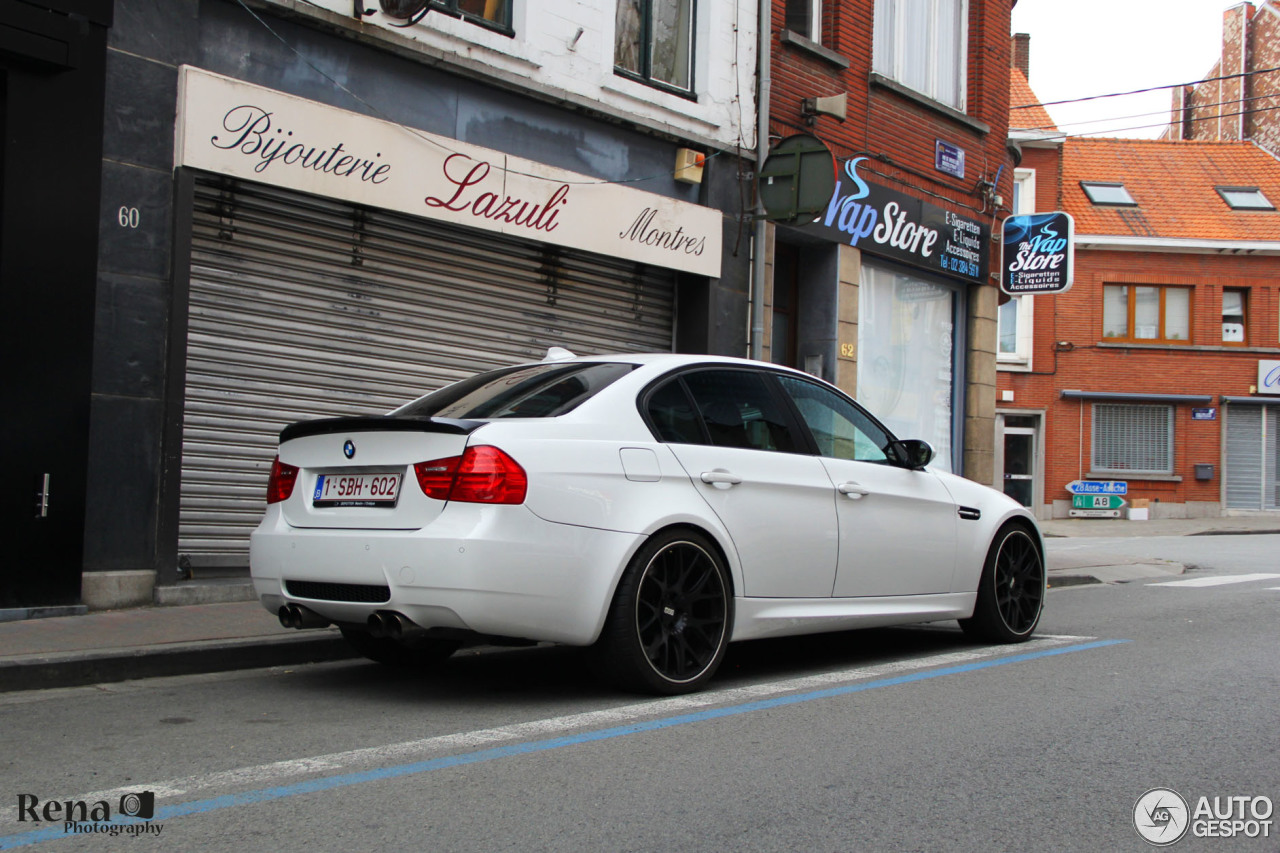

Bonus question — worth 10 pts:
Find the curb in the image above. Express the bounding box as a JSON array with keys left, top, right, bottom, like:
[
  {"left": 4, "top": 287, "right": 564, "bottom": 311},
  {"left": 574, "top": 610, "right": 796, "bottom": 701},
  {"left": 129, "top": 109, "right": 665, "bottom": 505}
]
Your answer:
[{"left": 0, "top": 632, "right": 355, "bottom": 693}]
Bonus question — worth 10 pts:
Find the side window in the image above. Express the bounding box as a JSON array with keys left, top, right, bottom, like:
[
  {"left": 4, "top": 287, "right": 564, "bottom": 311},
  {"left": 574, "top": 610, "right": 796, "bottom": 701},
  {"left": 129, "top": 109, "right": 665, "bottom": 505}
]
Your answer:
[
  {"left": 682, "top": 370, "right": 800, "bottom": 453},
  {"left": 646, "top": 380, "right": 704, "bottom": 444},
  {"left": 777, "top": 376, "right": 895, "bottom": 463}
]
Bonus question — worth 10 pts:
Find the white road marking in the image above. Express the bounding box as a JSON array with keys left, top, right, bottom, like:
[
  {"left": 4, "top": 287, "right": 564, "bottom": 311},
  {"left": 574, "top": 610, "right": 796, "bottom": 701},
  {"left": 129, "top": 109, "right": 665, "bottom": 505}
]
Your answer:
[
  {"left": 1147, "top": 573, "right": 1280, "bottom": 588},
  {"left": 0, "top": 633, "right": 1092, "bottom": 826}
]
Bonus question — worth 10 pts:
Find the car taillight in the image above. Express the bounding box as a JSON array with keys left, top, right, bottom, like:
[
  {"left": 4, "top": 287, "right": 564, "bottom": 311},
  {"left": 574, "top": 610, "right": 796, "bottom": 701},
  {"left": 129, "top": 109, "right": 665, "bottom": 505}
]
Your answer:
[
  {"left": 413, "top": 446, "right": 527, "bottom": 505},
  {"left": 266, "top": 456, "right": 299, "bottom": 504},
  {"left": 413, "top": 455, "right": 460, "bottom": 500}
]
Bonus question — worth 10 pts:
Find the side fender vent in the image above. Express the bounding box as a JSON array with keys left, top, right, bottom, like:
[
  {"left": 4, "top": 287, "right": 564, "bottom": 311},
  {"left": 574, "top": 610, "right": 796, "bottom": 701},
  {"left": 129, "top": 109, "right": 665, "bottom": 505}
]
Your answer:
[{"left": 958, "top": 506, "right": 982, "bottom": 521}]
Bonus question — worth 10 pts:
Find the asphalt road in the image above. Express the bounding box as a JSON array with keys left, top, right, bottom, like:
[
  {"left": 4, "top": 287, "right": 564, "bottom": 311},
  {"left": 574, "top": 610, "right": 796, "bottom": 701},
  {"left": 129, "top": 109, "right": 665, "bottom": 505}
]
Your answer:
[{"left": 2, "top": 535, "right": 1277, "bottom": 852}]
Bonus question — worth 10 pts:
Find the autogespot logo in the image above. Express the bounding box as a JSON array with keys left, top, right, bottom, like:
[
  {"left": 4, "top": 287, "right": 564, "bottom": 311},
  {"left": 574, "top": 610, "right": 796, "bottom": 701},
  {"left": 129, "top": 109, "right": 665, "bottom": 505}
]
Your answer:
[{"left": 1134, "top": 788, "right": 1190, "bottom": 846}]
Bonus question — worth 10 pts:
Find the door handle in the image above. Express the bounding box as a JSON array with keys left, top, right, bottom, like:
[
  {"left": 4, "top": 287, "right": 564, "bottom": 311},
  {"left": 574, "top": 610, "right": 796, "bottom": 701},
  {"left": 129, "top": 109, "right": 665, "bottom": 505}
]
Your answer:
[
  {"left": 700, "top": 470, "right": 742, "bottom": 486},
  {"left": 837, "top": 482, "right": 870, "bottom": 499}
]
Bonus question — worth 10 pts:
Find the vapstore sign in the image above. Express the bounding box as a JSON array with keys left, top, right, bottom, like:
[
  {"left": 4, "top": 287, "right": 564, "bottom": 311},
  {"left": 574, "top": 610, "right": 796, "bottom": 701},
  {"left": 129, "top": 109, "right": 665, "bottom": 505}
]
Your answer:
[
  {"left": 1001, "top": 212, "right": 1074, "bottom": 295},
  {"left": 174, "top": 67, "right": 721, "bottom": 277},
  {"left": 804, "top": 157, "right": 988, "bottom": 286}
]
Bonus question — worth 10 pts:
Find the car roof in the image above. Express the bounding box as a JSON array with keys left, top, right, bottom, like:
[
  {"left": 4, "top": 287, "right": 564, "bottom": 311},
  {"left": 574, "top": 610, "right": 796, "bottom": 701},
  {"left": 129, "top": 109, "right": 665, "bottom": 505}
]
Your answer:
[{"left": 534, "top": 350, "right": 814, "bottom": 375}]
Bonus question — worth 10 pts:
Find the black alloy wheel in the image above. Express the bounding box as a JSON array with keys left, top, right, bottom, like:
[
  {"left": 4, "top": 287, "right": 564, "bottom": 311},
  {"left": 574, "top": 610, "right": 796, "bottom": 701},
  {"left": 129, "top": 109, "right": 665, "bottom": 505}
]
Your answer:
[
  {"left": 597, "top": 530, "right": 732, "bottom": 694},
  {"left": 960, "top": 525, "right": 1044, "bottom": 642}
]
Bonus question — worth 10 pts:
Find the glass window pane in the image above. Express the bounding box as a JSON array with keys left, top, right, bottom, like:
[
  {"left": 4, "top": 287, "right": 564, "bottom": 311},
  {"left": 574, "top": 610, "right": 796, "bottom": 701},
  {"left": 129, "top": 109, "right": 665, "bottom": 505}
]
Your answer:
[
  {"left": 395, "top": 363, "right": 633, "bottom": 419},
  {"left": 1165, "top": 288, "right": 1190, "bottom": 340},
  {"left": 615, "top": 0, "right": 643, "bottom": 74},
  {"left": 778, "top": 376, "right": 893, "bottom": 463},
  {"left": 683, "top": 370, "right": 799, "bottom": 453},
  {"left": 649, "top": 0, "right": 691, "bottom": 89},
  {"left": 1103, "top": 285, "right": 1128, "bottom": 338},
  {"left": 1134, "top": 286, "right": 1159, "bottom": 339},
  {"left": 456, "top": 0, "right": 508, "bottom": 23},
  {"left": 998, "top": 298, "right": 1019, "bottom": 354},
  {"left": 857, "top": 263, "right": 955, "bottom": 471},
  {"left": 646, "top": 380, "right": 704, "bottom": 444}
]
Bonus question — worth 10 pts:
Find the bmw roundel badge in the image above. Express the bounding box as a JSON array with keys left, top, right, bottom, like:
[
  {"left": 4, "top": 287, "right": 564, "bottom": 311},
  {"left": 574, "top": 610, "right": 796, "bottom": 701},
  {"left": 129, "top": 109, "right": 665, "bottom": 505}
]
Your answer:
[{"left": 343, "top": 439, "right": 356, "bottom": 459}]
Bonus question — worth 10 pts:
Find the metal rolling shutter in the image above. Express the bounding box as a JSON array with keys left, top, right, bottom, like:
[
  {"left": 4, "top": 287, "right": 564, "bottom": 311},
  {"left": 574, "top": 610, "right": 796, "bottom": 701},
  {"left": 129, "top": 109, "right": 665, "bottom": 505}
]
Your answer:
[
  {"left": 180, "top": 178, "right": 676, "bottom": 565},
  {"left": 1225, "top": 404, "right": 1278, "bottom": 511}
]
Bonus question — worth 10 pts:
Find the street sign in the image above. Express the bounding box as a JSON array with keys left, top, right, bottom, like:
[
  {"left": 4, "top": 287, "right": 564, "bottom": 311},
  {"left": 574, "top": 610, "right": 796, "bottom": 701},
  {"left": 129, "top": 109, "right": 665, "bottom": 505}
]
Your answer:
[
  {"left": 1069, "top": 509, "right": 1122, "bottom": 519},
  {"left": 1066, "top": 480, "right": 1128, "bottom": 496},
  {"left": 1072, "top": 495, "right": 1127, "bottom": 510}
]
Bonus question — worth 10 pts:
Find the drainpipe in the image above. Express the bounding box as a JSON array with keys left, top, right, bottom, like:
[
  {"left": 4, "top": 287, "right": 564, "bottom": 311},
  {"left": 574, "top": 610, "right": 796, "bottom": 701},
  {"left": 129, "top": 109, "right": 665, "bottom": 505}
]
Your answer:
[{"left": 750, "top": 0, "right": 771, "bottom": 360}]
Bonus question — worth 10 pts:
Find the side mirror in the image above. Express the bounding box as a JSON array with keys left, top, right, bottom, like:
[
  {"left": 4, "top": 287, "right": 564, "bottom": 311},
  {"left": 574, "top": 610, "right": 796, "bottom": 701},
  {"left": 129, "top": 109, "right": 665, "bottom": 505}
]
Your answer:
[{"left": 895, "top": 439, "right": 935, "bottom": 469}]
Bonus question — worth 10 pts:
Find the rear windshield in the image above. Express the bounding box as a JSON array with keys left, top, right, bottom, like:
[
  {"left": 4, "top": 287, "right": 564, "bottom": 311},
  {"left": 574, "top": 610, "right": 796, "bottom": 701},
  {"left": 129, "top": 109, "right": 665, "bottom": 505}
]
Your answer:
[{"left": 391, "top": 362, "right": 635, "bottom": 420}]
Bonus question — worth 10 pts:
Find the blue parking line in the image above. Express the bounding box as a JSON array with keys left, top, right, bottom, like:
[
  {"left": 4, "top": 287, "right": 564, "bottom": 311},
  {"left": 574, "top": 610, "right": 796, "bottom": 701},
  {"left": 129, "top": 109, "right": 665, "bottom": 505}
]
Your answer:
[{"left": 1, "top": 639, "right": 1126, "bottom": 849}]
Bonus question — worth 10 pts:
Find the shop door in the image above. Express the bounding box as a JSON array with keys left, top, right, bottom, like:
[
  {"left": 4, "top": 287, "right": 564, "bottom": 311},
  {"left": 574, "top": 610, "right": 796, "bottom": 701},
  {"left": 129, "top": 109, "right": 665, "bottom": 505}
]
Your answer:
[{"left": 1001, "top": 421, "right": 1038, "bottom": 508}]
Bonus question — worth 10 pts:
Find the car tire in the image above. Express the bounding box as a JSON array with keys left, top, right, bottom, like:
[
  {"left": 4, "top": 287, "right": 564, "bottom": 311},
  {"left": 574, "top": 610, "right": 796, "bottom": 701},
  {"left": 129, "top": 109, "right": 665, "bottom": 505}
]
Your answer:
[
  {"left": 595, "top": 529, "right": 733, "bottom": 695},
  {"left": 339, "top": 627, "right": 460, "bottom": 668},
  {"left": 959, "top": 524, "right": 1045, "bottom": 643}
]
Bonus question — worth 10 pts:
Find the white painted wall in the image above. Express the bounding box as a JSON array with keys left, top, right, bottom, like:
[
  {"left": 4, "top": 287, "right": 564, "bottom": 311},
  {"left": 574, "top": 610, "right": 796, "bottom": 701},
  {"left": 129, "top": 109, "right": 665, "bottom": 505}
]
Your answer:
[{"left": 287, "top": 1, "right": 758, "bottom": 150}]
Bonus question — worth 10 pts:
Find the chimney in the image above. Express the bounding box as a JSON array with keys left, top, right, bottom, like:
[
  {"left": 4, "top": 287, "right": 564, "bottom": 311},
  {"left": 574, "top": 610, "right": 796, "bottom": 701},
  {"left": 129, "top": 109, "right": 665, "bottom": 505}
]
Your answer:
[{"left": 1011, "top": 33, "right": 1031, "bottom": 79}]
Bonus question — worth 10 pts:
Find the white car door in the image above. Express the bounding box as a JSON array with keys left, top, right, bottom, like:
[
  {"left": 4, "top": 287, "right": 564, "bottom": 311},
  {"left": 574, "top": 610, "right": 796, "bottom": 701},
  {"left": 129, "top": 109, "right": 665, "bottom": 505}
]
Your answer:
[
  {"left": 775, "top": 375, "right": 958, "bottom": 598},
  {"left": 646, "top": 369, "right": 839, "bottom": 598}
]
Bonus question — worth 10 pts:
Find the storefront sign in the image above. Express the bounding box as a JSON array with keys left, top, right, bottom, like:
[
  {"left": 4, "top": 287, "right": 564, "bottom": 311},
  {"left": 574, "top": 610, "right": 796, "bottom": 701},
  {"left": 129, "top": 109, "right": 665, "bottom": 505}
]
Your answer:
[
  {"left": 174, "top": 67, "right": 722, "bottom": 277},
  {"left": 1001, "top": 212, "right": 1074, "bottom": 295},
  {"left": 805, "top": 157, "right": 988, "bottom": 285},
  {"left": 1260, "top": 360, "right": 1280, "bottom": 395}
]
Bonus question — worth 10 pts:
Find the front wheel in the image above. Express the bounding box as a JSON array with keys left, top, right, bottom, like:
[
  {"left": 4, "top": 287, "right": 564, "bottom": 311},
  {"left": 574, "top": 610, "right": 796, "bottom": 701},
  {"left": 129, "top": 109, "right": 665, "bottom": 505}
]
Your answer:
[
  {"left": 959, "top": 525, "right": 1044, "bottom": 643},
  {"left": 595, "top": 530, "right": 732, "bottom": 694}
]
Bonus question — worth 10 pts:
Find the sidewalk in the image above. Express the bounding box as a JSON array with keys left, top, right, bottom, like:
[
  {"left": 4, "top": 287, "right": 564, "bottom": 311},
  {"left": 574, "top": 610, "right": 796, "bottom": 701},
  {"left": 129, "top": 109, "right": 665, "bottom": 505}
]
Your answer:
[{"left": 2, "top": 515, "right": 1276, "bottom": 693}]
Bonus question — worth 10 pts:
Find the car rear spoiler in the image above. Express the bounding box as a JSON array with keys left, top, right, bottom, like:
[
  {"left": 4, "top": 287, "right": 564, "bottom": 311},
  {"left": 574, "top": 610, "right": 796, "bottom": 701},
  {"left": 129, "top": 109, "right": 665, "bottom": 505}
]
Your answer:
[{"left": 279, "top": 416, "right": 486, "bottom": 444}]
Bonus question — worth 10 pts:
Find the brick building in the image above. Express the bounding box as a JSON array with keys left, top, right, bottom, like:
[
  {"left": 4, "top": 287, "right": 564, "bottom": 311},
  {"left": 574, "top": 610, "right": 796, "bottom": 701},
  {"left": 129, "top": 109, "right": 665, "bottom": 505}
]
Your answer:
[
  {"left": 1002, "top": 57, "right": 1280, "bottom": 519},
  {"left": 1165, "top": 1, "right": 1280, "bottom": 157},
  {"left": 762, "top": 0, "right": 1016, "bottom": 482}
]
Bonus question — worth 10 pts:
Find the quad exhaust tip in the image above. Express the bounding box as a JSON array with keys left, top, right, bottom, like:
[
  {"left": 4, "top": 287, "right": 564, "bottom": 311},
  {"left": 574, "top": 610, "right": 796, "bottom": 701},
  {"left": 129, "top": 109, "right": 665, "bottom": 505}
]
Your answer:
[
  {"left": 367, "top": 610, "right": 424, "bottom": 640},
  {"left": 277, "top": 604, "right": 331, "bottom": 630}
]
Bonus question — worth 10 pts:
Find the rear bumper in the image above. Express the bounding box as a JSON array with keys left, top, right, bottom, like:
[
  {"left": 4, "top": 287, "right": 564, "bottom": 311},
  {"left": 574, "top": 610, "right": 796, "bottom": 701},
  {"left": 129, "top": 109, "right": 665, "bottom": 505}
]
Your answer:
[{"left": 250, "top": 503, "right": 642, "bottom": 645}]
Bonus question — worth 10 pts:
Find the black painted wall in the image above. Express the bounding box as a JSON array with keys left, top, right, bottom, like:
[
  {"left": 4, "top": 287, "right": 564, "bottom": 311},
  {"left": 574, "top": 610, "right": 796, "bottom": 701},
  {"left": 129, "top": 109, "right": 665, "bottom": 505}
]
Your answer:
[{"left": 86, "top": 0, "right": 752, "bottom": 583}]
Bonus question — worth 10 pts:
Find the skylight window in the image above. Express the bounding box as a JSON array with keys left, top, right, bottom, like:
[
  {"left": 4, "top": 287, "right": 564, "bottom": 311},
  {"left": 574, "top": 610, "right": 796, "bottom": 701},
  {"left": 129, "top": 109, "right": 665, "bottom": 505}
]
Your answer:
[
  {"left": 1216, "top": 186, "right": 1274, "bottom": 210},
  {"left": 1081, "top": 182, "right": 1136, "bottom": 206}
]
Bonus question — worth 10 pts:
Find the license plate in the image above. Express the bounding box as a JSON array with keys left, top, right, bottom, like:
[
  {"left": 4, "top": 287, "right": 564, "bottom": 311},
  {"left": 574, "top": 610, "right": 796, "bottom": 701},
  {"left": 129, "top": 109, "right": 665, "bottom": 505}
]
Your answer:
[{"left": 313, "top": 472, "right": 403, "bottom": 507}]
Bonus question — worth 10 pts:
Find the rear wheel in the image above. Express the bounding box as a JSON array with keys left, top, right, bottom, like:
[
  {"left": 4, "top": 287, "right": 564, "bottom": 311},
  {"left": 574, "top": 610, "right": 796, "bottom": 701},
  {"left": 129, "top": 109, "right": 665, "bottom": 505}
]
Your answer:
[
  {"left": 339, "top": 627, "right": 459, "bottom": 668},
  {"left": 960, "top": 525, "right": 1044, "bottom": 642},
  {"left": 595, "top": 529, "right": 732, "bottom": 694}
]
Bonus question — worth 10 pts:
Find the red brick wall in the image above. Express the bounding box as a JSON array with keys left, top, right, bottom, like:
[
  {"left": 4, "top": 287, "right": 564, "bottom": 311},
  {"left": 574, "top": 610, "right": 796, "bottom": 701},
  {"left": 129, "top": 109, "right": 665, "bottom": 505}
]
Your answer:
[
  {"left": 998, "top": 248, "right": 1280, "bottom": 511},
  {"left": 769, "top": 0, "right": 1014, "bottom": 218}
]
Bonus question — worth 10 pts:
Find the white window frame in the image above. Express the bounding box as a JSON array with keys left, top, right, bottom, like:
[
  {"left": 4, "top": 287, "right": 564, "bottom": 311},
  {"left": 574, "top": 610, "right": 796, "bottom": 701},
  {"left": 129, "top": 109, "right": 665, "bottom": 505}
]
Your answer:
[
  {"left": 873, "top": 0, "right": 968, "bottom": 112},
  {"left": 998, "top": 168, "right": 1036, "bottom": 369}
]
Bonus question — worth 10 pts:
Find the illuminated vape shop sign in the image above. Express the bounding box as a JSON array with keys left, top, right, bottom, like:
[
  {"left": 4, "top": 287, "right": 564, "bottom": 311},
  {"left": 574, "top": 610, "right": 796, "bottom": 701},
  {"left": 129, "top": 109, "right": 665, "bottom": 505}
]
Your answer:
[
  {"left": 175, "top": 67, "right": 721, "bottom": 276},
  {"left": 1001, "top": 212, "right": 1075, "bottom": 295},
  {"left": 804, "top": 157, "right": 988, "bottom": 285}
]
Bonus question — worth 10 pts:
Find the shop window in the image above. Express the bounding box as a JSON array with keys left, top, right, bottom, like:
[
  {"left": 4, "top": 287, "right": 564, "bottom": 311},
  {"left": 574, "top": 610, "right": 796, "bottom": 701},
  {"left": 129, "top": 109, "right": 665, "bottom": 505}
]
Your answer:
[
  {"left": 615, "top": 0, "right": 694, "bottom": 95},
  {"left": 858, "top": 262, "right": 958, "bottom": 471},
  {"left": 872, "top": 0, "right": 966, "bottom": 111},
  {"left": 1091, "top": 404, "right": 1174, "bottom": 475},
  {"left": 785, "top": 0, "right": 822, "bottom": 44},
  {"left": 1102, "top": 284, "right": 1191, "bottom": 344},
  {"left": 1222, "top": 288, "right": 1247, "bottom": 345},
  {"left": 430, "top": 0, "right": 511, "bottom": 31}
]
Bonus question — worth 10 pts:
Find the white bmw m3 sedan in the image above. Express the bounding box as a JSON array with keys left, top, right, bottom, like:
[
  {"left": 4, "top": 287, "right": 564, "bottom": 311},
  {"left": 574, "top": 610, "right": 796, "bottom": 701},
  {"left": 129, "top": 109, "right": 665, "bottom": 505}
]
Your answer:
[{"left": 250, "top": 350, "right": 1045, "bottom": 694}]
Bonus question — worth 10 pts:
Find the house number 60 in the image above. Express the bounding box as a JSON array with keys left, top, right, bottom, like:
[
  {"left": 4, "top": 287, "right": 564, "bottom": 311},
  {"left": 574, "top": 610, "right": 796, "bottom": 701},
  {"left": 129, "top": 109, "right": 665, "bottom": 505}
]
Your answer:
[{"left": 118, "top": 206, "right": 140, "bottom": 228}]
